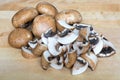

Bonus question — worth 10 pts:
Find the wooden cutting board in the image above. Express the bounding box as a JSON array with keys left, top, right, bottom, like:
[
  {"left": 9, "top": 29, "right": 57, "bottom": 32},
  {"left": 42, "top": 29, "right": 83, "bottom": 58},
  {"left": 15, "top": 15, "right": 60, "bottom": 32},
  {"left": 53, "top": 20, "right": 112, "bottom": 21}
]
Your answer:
[{"left": 0, "top": 0, "right": 120, "bottom": 80}]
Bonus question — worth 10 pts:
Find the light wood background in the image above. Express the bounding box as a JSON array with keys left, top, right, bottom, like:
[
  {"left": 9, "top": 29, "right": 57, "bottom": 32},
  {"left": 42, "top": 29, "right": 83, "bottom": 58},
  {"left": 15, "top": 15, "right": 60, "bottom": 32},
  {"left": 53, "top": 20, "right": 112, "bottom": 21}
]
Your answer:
[{"left": 0, "top": 0, "right": 120, "bottom": 80}]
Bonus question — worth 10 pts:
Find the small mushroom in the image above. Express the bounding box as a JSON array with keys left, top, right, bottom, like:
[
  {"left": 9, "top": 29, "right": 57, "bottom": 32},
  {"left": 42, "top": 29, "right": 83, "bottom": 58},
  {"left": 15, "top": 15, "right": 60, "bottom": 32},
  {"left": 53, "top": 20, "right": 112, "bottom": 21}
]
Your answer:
[
  {"left": 12, "top": 7, "right": 38, "bottom": 28},
  {"left": 36, "top": 1, "right": 58, "bottom": 17},
  {"left": 41, "top": 50, "right": 51, "bottom": 70},
  {"left": 32, "top": 15, "right": 56, "bottom": 38},
  {"left": 32, "top": 43, "right": 47, "bottom": 56},
  {"left": 21, "top": 46, "right": 37, "bottom": 59},
  {"left": 81, "top": 52, "right": 98, "bottom": 71},
  {"left": 57, "top": 29, "right": 79, "bottom": 44},
  {"left": 8, "top": 28, "right": 33, "bottom": 48},
  {"left": 55, "top": 9, "right": 82, "bottom": 31},
  {"left": 72, "top": 57, "right": 88, "bottom": 75},
  {"left": 97, "top": 35, "right": 116, "bottom": 57}
]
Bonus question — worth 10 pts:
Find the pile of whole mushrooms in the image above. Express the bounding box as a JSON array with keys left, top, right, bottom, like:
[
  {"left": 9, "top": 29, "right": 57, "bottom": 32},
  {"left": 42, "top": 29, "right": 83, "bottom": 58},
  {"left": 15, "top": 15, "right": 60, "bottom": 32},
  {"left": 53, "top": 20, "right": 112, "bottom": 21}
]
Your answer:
[{"left": 8, "top": 2, "right": 116, "bottom": 75}]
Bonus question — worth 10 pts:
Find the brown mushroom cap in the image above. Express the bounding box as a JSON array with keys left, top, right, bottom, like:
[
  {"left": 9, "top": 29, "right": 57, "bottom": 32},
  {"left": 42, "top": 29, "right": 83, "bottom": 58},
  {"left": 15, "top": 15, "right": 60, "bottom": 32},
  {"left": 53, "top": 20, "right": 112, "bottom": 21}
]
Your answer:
[
  {"left": 32, "top": 15, "right": 56, "bottom": 38},
  {"left": 12, "top": 7, "right": 38, "bottom": 28},
  {"left": 8, "top": 28, "right": 33, "bottom": 48},
  {"left": 55, "top": 9, "right": 82, "bottom": 31},
  {"left": 36, "top": 1, "right": 58, "bottom": 17}
]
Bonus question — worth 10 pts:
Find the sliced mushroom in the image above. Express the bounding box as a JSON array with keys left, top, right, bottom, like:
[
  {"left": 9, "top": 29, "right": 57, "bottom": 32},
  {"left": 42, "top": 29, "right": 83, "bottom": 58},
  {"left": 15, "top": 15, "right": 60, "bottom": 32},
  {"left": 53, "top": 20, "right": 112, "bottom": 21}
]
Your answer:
[
  {"left": 55, "top": 9, "right": 82, "bottom": 31},
  {"left": 73, "top": 41, "right": 90, "bottom": 56},
  {"left": 41, "top": 33, "right": 48, "bottom": 45},
  {"left": 48, "top": 36, "right": 64, "bottom": 56},
  {"left": 72, "top": 57, "right": 88, "bottom": 75},
  {"left": 65, "top": 50, "right": 77, "bottom": 68},
  {"left": 81, "top": 52, "right": 98, "bottom": 71},
  {"left": 57, "top": 29, "right": 79, "bottom": 44},
  {"left": 41, "top": 50, "right": 51, "bottom": 70},
  {"left": 28, "top": 38, "right": 38, "bottom": 49},
  {"left": 32, "top": 43, "right": 47, "bottom": 56},
  {"left": 97, "top": 35, "right": 116, "bottom": 57},
  {"left": 21, "top": 46, "right": 37, "bottom": 59},
  {"left": 50, "top": 56, "right": 63, "bottom": 70},
  {"left": 12, "top": 7, "right": 38, "bottom": 28},
  {"left": 36, "top": 1, "right": 58, "bottom": 17},
  {"left": 91, "top": 36, "right": 104, "bottom": 55},
  {"left": 58, "top": 29, "right": 71, "bottom": 37},
  {"left": 57, "top": 20, "right": 75, "bottom": 29}
]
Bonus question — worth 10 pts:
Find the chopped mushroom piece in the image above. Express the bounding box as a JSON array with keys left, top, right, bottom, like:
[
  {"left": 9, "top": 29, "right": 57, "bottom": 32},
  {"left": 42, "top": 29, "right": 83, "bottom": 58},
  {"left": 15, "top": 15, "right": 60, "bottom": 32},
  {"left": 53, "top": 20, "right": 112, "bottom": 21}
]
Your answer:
[
  {"left": 57, "top": 29, "right": 79, "bottom": 44},
  {"left": 21, "top": 46, "right": 37, "bottom": 59},
  {"left": 97, "top": 35, "right": 116, "bottom": 57},
  {"left": 28, "top": 39, "right": 38, "bottom": 49},
  {"left": 72, "top": 57, "right": 88, "bottom": 75},
  {"left": 81, "top": 52, "right": 98, "bottom": 71},
  {"left": 91, "top": 36, "right": 104, "bottom": 55},
  {"left": 65, "top": 49, "right": 77, "bottom": 68},
  {"left": 41, "top": 50, "right": 51, "bottom": 70},
  {"left": 50, "top": 56, "right": 63, "bottom": 70},
  {"left": 48, "top": 36, "right": 64, "bottom": 56}
]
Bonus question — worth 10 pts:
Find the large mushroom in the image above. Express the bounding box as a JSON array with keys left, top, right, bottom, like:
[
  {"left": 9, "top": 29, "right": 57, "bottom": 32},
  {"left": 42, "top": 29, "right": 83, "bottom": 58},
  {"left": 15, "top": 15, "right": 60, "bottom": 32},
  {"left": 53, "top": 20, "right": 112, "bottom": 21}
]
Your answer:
[
  {"left": 8, "top": 28, "right": 33, "bottom": 48},
  {"left": 12, "top": 7, "right": 38, "bottom": 28},
  {"left": 55, "top": 9, "right": 82, "bottom": 31},
  {"left": 36, "top": 1, "right": 58, "bottom": 17},
  {"left": 32, "top": 15, "right": 56, "bottom": 38}
]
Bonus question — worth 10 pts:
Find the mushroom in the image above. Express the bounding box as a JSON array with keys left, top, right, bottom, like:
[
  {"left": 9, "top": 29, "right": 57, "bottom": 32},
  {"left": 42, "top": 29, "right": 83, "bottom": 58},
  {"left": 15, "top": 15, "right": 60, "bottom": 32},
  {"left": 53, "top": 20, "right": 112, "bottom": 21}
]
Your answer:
[
  {"left": 32, "top": 15, "right": 56, "bottom": 38},
  {"left": 64, "top": 49, "right": 77, "bottom": 68},
  {"left": 32, "top": 43, "right": 47, "bottom": 56},
  {"left": 12, "top": 7, "right": 38, "bottom": 28},
  {"left": 89, "top": 36, "right": 104, "bottom": 55},
  {"left": 50, "top": 56, "right": 64, "bottom": 70},
  {"left": 74, "top": 23, "right": 91, "bottom": 41},
  {"left": 28, "top": 38, "right": 38, "bottom": 49},
  {"left": 55, "top": 9, "right": 82, "bottom": 31},
  {"left": 73, "top": 41, "right": 90, "bottom": 56},
  {"left": 36, "top": 1, "right": 58, "bottom": 17},
  {"left": 72, "top": 57, "right": 88, "bottom": 75},
  {"left": 48, "top": 36, "right": 65, "bottom": 56},
  {"left": 97, "top": 35, "right": 116, "bottom": 57},
  {"left": 81, "top": 52, "right": 98, "bottom": 71},
  {"left": 21, "top": 46, "right": 37, "bottom": 59},
  {"left": 57, "top": 29, "right": 79, "bottom": 44},
  {"left": 41, "top": 50, "right": 51, "bottom": 70},
  {"left": 8, "top": 28, "right": 33, "bottom": 48}
]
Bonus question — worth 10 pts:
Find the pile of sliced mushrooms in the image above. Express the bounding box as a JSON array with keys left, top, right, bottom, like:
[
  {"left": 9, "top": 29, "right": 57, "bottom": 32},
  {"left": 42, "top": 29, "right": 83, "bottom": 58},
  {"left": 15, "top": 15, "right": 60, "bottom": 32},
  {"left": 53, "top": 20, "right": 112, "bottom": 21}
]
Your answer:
[{"left": 8, "top": 1, "right": 116, "bottom": 75}]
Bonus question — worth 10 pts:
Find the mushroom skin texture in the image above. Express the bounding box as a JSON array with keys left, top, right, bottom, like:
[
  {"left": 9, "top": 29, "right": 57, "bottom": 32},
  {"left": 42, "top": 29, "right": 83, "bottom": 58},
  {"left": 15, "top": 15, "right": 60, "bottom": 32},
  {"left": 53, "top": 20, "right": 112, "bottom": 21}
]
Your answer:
[
  {"left": 36, "top": 1, "right": 58, "bottom": 17},
  {"left": 8, "top": 28, "right": 33, "bottom": 48},
  {"left": 32, "top": 15, "right": 56, "bottom": 38},
  {"left": 65, "top": 50, "right": 77, "bottom": 68},
  {"left": 81, "top": 52, "right": 98, "bottom": 71},
  {"left": 32, "top": 43, "right": 47, "bottom": 56},
  {"left": 41, "top": 50, "right": 51, "bottom": 70},
  {"left": 12, "top": 7, "right": 38, "bottom": 28},
  {"left": 55, "top": 9, "right": 82, "bottom": 31},
  {"left": 21, "top": 46, "right": 37, "bottom": 59}
]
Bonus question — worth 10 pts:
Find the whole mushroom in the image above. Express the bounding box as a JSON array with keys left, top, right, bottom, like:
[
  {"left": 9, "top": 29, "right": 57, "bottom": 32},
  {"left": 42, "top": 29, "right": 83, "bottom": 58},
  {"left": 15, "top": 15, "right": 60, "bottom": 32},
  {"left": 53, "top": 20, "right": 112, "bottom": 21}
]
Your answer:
[
  {"left": 12, "top": 7, "right": 38, "bottom": 28},
  {"left": 8, "top": 28, "right": 33, "bottom": 48},
  {"left": 36, "top": 1, "right": 58, "bottom": 17},
  {"left": 32, "top": 15, "right": 56, "bottom": 38}
]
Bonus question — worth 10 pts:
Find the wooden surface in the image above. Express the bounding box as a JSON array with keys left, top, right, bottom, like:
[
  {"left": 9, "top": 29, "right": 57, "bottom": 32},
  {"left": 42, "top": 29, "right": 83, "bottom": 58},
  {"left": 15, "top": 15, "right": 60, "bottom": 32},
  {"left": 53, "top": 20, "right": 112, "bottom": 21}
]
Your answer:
[{"left": 0, "top": 0, "right": 120, "bottom": 80}]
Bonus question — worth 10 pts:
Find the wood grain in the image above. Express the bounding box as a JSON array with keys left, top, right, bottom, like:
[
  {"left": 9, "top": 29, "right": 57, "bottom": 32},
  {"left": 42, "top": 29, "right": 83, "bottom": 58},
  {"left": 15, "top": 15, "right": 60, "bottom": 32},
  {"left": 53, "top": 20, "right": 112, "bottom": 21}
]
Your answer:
[{"left": 0, "top": 0, "right": 120, "bottom": 80}]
